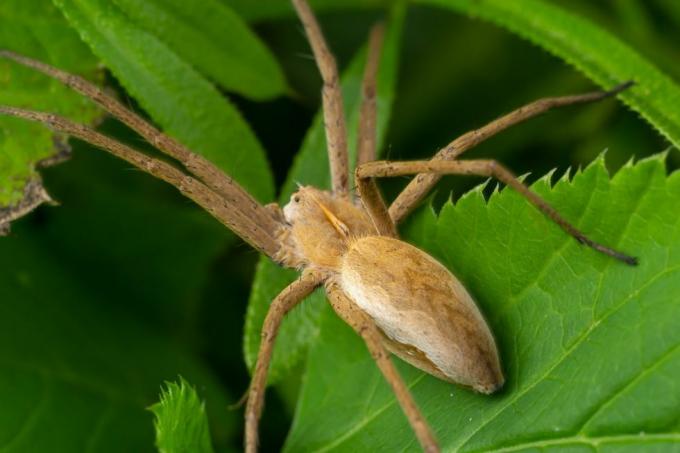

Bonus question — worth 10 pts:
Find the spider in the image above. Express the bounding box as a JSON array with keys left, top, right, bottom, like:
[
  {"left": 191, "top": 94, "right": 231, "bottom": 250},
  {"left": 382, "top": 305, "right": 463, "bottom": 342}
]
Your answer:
[{"left": 0, "top": 0, "right": 636, "bottom": 451}]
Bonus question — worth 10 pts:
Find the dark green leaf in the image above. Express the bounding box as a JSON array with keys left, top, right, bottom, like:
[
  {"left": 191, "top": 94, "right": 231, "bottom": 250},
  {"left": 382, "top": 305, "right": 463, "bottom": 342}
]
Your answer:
[
  {"left": 416, "top": 0, "right": 680, "bottom": 150},
  {"left": 286, "top": 155, "right": 680, "bottom": 451},
  {"left": 0, "top": 224, "right": 234, "bottom": 452},
  {"left": 113, "top": 0, "right": 287, "bottom": 100},
  {"left": 42, "top": 139, "right": 232, "bottom": 336},
  {"left": 54, "top": 0, "right": 274, "bottom": 202},
  {"left": 222, "top": 0, "right": 393, "bottom": 22},
  {"left": 244, "top": 2, "right": 405, "bottom": 383}
]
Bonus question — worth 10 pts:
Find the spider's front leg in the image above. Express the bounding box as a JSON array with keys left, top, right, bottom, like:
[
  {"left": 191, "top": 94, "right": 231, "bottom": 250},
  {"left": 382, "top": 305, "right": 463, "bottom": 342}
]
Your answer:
[
  {"left": 389, "top": 82, "right": 634, "bottom": 224},
  {"left": 245, "top": 269, "right": 324, "bottom": 453},
  {"left": 356, "top": 159, "right": 638, "bottom": 265},
  {"left": 0, "top": 50, "right": 280, "bottom": 238},
  {"left": 292, "top": 0, "right": 350, "bottom": 198},
  {"left": 0, "top": 106, "right": 281, "bottom": 258}
]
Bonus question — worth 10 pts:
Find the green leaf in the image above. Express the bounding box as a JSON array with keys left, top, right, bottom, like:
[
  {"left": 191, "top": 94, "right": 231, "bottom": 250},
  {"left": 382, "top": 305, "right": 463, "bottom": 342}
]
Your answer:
[
  {"left": 416, "top": 0, "right": 680, "bottom": 150},
  {"left": 243, "top": 2, "right": 405, "bottom": 383},
  {"left": 54, "top": 0, "right": 274, "bottom": 202},
  {"left": 42, "top": 140, "right": 232, "bottom": 336},
  {"left": 112, "top": 0, "right": 287, "bottom": 100},
  {"left": 222, "top": 0, "right": 393, "bottom": 22},
  {"left": 150, "top": 378, "right": 215, "bottom": 453},
  {"left": 0, "top": 0, "right": 100, "bottom": 217},
  {"left": 0, "top": 222, "right": 234, "bottom": 452},
  {"left": 285, "top": 154, "right": 680, "bottom": 451}
]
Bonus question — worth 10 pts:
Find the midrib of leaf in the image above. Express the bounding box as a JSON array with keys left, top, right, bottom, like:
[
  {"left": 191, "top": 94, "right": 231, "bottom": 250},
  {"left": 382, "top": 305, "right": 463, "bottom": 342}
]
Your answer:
[
  {"left": 416, "top": 0, "right": 680, "bottom": 150},
  {"left": 490, "top": 433, "right": 680, "bottom": 452},
  {"left": 576, "top": 342, "right": 680, "bottom": 436}
]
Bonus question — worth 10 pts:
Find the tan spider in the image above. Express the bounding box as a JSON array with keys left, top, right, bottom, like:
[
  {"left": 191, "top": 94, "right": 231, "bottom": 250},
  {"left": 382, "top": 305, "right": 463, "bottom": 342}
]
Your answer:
[{"left": 0, "top": 0, "right": 636, "bottom": 451}]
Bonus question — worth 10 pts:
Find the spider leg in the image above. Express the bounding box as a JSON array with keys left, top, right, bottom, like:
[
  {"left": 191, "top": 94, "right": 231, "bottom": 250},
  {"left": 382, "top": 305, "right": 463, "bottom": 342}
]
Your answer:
[
  {"left": 0, "top": 106, "right": 281, "bottom": 258},
  {"left": 356, "top": 159, "right": 638, "bottom": 265},
  {"left": 0, "top": 50, "right": 279, "bottom": 237},
  {"left": 389, "top": 82, "right": 634, "bottom": 223},
  {"left": 352, "top": 23, "right": 391, "bottom": 232},
  {"left": 292, "top": 0, "right": 350, "bottom": 198},
  {"left": 356, "top": 23, "right": 385, "bottom": 168},
  {"left": 325, "top": 281, "right": 439, "bottom": 453},
  {"left": 245, "top": 269, "right": 324, "bottom": 453}
]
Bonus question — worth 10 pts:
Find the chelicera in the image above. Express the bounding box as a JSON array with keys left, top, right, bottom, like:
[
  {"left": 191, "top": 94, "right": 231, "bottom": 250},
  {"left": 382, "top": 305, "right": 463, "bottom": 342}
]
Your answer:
[{"left": 0, "top": 1, "right": 636, "bottom": 451}]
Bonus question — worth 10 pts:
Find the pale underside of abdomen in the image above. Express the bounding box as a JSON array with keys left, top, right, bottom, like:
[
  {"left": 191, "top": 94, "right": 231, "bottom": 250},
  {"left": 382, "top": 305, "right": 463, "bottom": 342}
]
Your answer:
[{"left": 339, "top": 236, "right": 503, "bottom": 394}]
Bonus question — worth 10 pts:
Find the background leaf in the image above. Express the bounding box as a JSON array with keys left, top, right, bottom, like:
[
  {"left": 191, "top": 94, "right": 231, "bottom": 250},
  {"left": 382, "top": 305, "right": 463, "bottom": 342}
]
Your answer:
[
  {"left": 285, "top": 155, "right": 680, "bottom": 451},
  {"left": 0, "top": 0, "right": 100, "bottom": 210},
  {"left": 112, "top": 0, "right": 288, "bottom": 100},
  {"left": 39, "top": 128, "right": 233, "bottom": 338},
  {"left": 222, "top": 0, "right": 393, "bottom": 22},
  {"left": 54, "top": 0, "right": 274, "bottom": 202},
  {"left": 150, "top": 378, "right": 215, "bottom": 453},
  {"left": 0, "top": 219, "right": 234, "bottom": 452},
  {"left": 243, "top": 2, "right": 405, "bottom": 383},
  {"left": 416, "top": 0, "right": 680, "bottom": 150}
]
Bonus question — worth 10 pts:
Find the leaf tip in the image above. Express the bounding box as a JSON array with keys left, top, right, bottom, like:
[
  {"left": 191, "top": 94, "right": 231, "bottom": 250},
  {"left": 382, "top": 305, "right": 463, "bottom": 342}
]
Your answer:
[{"left": 150, "top": 376, "right": 214, "bottom": 453}]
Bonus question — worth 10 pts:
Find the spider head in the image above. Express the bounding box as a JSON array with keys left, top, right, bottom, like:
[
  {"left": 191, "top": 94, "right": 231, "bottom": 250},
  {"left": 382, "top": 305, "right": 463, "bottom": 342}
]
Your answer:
[
  {"left": 281, "top": 186, "right": 375, "bottom": 270},
  {"left": 282, "top": 185, "right": 327, "bottom": 226}
]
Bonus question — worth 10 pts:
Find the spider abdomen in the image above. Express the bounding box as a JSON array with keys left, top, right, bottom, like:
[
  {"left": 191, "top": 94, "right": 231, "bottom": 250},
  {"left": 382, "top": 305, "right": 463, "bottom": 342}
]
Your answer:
[{"left": 339, "top": 236, "right": 504, "bottom": 394}]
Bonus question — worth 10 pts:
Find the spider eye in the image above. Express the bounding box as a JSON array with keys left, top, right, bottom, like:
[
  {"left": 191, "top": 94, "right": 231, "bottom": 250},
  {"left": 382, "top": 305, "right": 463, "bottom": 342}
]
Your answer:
[{"left": 293, "top": 196, "right": 300, "bottom": 203}]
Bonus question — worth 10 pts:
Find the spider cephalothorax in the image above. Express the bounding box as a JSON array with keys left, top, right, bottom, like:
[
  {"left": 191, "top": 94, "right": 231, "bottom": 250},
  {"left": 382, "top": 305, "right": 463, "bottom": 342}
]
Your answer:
[
  {"left": 278, "top": 186, "right": 374, "bottom": 269},
  {"left": 0, "top": 0, "right": 637, "bottom": 451}
]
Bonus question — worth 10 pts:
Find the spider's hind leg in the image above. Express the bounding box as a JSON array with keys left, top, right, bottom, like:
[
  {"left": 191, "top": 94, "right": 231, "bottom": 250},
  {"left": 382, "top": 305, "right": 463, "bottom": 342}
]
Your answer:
[
  {"left": 245, "top": 269, "right": 323, "bottom": 453},
  {"left": 292, "top": 0, "right": 350, "bottom": 198},
  {"left": 356, "top": 23, "right": 385, "bottom": 168},
  {"left": 325, "top": 282, "right": 440, "bottom": 453}
]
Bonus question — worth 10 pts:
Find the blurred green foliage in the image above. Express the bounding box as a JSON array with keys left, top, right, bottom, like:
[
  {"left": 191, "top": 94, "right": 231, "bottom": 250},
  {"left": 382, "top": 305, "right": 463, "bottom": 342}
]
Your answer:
[{"left": 0, "top": 0, "right": 678, "bottom": 451}]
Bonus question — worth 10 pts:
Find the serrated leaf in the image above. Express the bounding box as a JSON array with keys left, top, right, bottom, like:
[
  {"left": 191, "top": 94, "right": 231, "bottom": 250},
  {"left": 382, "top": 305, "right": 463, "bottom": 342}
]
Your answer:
[
  {"left": 0, "top": 224, "right": 234, "bottom": 452},
  {"left": 244, "top": 2, "right": 405, "bottom": 383},
  {"left": 54, "top": 0, "right": 274, "bottom": 202},
  {"left": 112, "top": 0, "right": 287, "bottom": 100},
  {"left": 416, "top": 0, "right": 680, "bottom": 150},
  {"left": 150, "top": 378, "right": 215, "bottom": 453},
  {"left": 285, "top": 154, "right": 680, "bottom": 451},
  {"left": 0, "top": 0, "right": 100, "bottom": 218}
]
